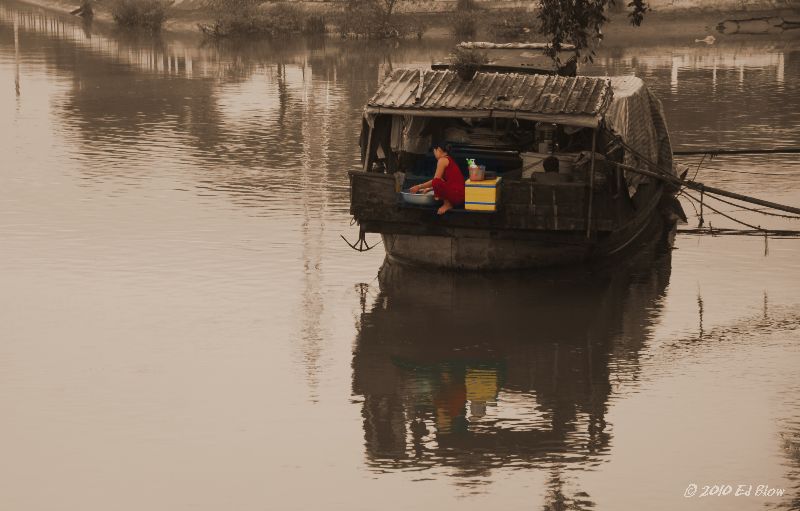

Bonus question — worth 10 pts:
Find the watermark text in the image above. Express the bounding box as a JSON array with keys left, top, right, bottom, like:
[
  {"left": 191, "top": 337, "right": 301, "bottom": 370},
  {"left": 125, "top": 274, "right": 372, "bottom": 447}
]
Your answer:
[{"left": 684, "top": 483, "right": 786, "bottom": 498}]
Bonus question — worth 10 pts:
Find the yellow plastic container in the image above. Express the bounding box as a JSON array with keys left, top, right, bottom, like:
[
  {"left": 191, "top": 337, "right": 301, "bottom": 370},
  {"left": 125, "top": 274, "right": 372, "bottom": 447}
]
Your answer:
[{"left": 465, "top": 176, "right": 502, "bottom": 212}]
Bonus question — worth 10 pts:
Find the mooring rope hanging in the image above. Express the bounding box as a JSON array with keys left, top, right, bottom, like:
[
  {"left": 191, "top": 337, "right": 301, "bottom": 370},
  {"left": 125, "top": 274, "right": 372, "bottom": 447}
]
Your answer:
[
  {"left": 692, "top": 152, "right": 708, "bottom": 183},
  {"left": 694, "top": 190, "right": 800, "bottom": 220},
  {"left": 677, "top": 164, "right": 792, "bottom": 177},
  {"left": 605, "top": 134, "right": 799, "bottom": 207},
  {"left": 341, "top": 225, "right": 381, "bottom": 252},
  {"left": 682, "top": 190, "right": 763, "bottom": 231},
  {"left": 600, "top": 130, "right": 800, "bottom": 241},
  {"left": 681, "top": 190, "right": 701, "bottom": 218}
]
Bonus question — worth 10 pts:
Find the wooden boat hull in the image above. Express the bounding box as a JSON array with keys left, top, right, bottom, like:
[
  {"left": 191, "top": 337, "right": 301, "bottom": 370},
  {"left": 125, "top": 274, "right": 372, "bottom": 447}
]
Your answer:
[
  {"left": 381, "top": 204, "right": 669, "bottom": 270},
  {"left": 383, "top": 233, "right": 590, "bottom": 269},
  {"left": 350, "top": 170, "right": 675, "bottom": 270},
  {"left": 350, "top": 164, "right": 674, "bottom": 270}
]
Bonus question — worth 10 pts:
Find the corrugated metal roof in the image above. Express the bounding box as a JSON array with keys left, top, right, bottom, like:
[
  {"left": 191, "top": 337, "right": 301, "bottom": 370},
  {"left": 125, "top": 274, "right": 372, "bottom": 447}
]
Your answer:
[{"left": 366, "top": 70, "right": 613, "bottom": 125}]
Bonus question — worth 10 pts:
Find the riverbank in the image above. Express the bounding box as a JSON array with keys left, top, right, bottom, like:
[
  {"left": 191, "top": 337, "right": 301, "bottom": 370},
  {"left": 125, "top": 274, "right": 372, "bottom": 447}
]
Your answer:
[{"left": 9, "top": 0, "right": 800, "bottom": 39}]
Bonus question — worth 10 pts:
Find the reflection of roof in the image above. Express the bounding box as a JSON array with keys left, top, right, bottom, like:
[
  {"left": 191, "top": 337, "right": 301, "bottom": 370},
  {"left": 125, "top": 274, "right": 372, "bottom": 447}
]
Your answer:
[
  {"left": 366, "top": 70, "right": 614, "bottom": 127},
  {"left": 457, "top": 42, "right": 577, "bottom": 51},
  {"left": 452, "top": 42, "right": 578, "bottom": 75},
  {"left": 430, "top": 54, "right": 563, "bottom": 76}
]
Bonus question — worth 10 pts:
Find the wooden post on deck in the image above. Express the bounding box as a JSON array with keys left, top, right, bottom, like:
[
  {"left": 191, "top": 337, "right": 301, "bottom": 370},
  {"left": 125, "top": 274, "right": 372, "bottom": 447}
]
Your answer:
[
  {"left": 362, "top": 125, "right": 374, "bottom": 172},
  {"left": 586, "top": 129, "right": 597, "bottom": 239}
]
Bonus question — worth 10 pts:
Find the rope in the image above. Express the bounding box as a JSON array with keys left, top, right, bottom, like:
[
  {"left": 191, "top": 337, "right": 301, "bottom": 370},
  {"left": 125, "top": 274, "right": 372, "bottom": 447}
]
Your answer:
[
  {"left": 675, "top": 164, "right": 792, "bottom": 177},
  {"left": 680, "top": 190, "right": 701, "bottom": 218},
  {"left": 598, "top": 130, "right": 800, "bottom": 243},
  {"left": 682, "top": 190, "right": 763, "bottom": 231},
  {"left": 691, "top": 152, "right": 707, "bottom": 183},
  {"left": 696, "top": 192, "right": 800, "bottom": 220},
  {"left": 677, "top": 191, "right": 800, "bottom": 242}
]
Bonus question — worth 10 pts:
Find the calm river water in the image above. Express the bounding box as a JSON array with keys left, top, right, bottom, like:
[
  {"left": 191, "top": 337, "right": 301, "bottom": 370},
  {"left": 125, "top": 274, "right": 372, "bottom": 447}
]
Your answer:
[{"left": 1, "top": 2, "right": 799, "bottom": 510}]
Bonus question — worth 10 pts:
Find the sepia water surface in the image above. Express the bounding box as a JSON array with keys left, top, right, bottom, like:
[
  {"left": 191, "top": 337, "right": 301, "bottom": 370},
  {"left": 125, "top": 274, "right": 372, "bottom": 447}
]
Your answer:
[{"left": 1, "top": 2, "right": 799, "bottom": 509}]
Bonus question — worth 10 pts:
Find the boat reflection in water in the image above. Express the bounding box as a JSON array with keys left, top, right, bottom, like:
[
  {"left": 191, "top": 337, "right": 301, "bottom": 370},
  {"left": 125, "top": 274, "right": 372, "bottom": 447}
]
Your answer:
[{"left": 352, "top": 243, "right": 672, "bottom": 500}]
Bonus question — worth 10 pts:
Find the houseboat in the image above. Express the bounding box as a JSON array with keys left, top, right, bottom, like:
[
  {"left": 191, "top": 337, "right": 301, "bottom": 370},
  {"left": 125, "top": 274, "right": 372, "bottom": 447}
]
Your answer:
[{"left": 349, "top": 52, "right": 682, "bottom": 270}]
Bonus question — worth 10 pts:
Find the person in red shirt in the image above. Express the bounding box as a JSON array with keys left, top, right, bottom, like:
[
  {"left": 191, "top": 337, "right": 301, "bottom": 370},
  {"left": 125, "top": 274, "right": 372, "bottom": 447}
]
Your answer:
[{"left": 408, "top": 143, "right": 466, "bottom": 215}]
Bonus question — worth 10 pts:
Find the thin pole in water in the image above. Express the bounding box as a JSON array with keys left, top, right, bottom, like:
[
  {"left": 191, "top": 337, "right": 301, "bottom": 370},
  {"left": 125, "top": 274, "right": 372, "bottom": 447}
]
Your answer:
[
  {"left": 586, "top": 129, "right": 597, "bottom": 239},
  {"left": 14, "top": 16, "right": 20, "bottom": 96}
]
